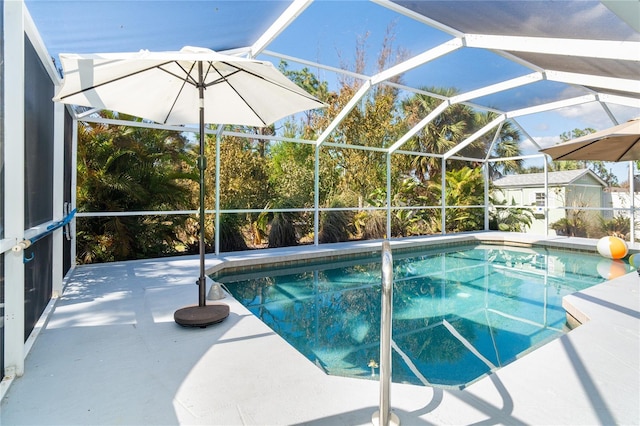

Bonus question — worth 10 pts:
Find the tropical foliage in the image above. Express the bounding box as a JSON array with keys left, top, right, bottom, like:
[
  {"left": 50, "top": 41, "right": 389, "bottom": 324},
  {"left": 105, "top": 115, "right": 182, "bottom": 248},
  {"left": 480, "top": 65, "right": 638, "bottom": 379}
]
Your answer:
[
  {"left": 490, "top": 198, "right": 534, "bottom": 232},
  {"left": 598, "top": 215, "right": 631, "bottom": 239},
  {"left": 428, "top": 167, "right": 486, "bottom": 233},
  {"left": 76, "top": 113, "right": 196, "bottom": 262},
  {"left": 75, "top": 30, "right": 533, "bottom": 263}
]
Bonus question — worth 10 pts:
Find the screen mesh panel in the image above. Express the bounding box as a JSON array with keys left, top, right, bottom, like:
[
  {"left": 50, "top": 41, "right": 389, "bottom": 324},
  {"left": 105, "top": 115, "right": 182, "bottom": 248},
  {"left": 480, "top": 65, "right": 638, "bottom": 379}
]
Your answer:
[
  {"left": 23, "top": 36, "right": 54, "bottom": 339},
  {"left": 24, "top": 35, "right": 54, "bottom": 228}
]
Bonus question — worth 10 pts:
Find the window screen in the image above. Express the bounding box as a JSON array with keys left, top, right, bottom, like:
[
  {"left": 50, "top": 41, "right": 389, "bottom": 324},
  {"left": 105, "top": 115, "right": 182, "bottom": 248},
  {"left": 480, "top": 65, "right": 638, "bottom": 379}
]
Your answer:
[
  {"left": 23, "top": 35, "right": 54, "bottom": 339},
  {"left": 24, "top": 35, "right": 54, "bottom": 228},
  {"left": 63, "top": 108, "right": 72, "bottom": 275}
]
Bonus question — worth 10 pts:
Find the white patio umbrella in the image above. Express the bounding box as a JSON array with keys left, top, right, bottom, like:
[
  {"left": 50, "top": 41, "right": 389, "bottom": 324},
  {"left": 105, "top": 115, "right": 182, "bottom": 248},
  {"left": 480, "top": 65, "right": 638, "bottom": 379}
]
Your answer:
[
  {"left": 54, "top": 46, "right": 325, "bottom": 327},
  {"left": 540, "top": 118, "right": 640, "bottom": 161}
]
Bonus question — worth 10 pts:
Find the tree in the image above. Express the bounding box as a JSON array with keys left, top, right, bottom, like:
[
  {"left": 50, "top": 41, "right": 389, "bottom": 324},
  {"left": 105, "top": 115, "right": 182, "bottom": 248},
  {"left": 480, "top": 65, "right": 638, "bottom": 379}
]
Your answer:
[
  {"left": 427, "top": 167, "right": 486, "bottom": 233},
  {"left": 76, "top": 113, "right": 196, "bottom": 262},
  {"left": 269, "top": 141, "right": 315, "bottom": 207},
  {"left": 401, "top": 87, "right": 474, "bottom": 182},
  {"left": 468, "top": 112, "right": 523, "bottom": 178},
  {"left": 205, "top": 135, "right": 271, "bottom": 210},
  {"left": 310, "top": 25, "right": 408, "bottom": 207},
  {"left": 366, "top": 178, "right": 434, "bottom": 237},
  {"left": 278, "top": 61, "right": 331, "bottom": 140},
  {"left": 201, "top": 133, "right": 271, "bottom": 251},
  {"left": 400, "top": 94, "right": 524, "bottom": 182}
]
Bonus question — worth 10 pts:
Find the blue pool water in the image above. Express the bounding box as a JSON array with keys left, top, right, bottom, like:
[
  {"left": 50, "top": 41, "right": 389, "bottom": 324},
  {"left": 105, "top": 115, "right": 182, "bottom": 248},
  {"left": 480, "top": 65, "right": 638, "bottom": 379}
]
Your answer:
[{"left": 220, "top": 244, "right": 633, "bottom": 388}]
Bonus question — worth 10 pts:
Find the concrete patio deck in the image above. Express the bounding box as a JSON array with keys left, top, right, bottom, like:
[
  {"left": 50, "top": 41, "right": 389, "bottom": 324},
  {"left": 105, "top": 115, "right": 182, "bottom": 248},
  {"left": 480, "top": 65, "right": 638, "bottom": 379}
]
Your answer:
[{"left": 1, "top": 232, "right": 639, "bottom": 425}]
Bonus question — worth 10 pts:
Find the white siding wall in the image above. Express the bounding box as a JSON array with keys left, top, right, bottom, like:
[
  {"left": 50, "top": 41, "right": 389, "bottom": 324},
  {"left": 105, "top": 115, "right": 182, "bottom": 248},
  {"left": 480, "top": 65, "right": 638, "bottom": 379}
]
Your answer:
[{"left": 496, "top": 186, "right": 568, "bottom": 235}]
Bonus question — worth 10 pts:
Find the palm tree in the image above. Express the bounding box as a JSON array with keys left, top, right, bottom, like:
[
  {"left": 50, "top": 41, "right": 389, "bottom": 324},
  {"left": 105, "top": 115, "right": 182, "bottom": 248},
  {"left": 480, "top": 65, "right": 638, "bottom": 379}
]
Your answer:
[
  {"left": 401, "top": 87, "right": 475, "bottom": 181},
  {"left": 76, "top": 113, "right": 196, "bottom": 262},
  {"left": 469, "top": 112, "right": 523, "bottom": 178}
]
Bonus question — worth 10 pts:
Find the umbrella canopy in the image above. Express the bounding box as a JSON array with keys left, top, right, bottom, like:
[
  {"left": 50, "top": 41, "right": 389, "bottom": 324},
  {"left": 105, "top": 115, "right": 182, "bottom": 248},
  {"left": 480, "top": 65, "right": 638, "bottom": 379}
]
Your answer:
[
  {"left": 540, "top": 118, "right": 640, "bottom": 162},
  {"left": 53, "top": 46, "right": 324, "bottom": 126},
  {"left": 53, "top": 46, "right": 325, "bottom": 326}
]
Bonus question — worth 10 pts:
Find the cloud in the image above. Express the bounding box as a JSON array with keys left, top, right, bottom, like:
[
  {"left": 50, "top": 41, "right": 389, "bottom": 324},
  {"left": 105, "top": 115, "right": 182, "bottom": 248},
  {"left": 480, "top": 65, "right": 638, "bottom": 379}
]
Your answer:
[
  {"left": 533, "top": 135, "right": 561, "bottom": 147},
  {"left": 552, "top": 100, "right": 610, "bottom": 127},
  {"left": 535, "top": 122, "right": 549, "bottom": 132},
  {"left": 518, "top": 135, "right": 561, "bottom": 156},
  {"left": 553, "top": 92, "right": 640, "bottom": 129}
]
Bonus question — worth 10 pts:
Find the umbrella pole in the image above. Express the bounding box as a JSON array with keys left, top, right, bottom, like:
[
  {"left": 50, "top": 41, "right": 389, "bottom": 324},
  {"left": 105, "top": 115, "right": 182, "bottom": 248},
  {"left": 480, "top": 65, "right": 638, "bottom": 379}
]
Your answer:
[
  {"left": 198, "top": 67, "right": 207, "bottom": 307},
  {"left": 174, "top": 61, "right": 229, "bottom": 327}
]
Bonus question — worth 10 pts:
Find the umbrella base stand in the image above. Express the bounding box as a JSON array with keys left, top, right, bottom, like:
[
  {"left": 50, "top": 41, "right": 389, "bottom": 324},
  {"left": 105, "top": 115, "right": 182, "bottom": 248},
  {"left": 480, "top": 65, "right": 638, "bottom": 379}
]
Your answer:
[{"left": 174, "top": 304, "right": 230, "bottom": 328}]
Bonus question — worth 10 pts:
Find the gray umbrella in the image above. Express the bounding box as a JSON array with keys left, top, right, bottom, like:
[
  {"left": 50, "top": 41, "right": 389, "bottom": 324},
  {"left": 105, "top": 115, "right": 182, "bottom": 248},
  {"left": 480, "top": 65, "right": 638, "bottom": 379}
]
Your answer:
[
  {"left": 54, "top": 46, "right": 325, "bottom": 326},
  {"left": 540, "top": 118, "right": 640, "bottom": 162}
]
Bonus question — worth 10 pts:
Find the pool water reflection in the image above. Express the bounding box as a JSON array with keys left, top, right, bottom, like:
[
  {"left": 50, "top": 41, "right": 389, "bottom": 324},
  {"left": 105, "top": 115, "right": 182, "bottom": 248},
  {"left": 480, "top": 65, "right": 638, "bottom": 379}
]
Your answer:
[{"left": 220, "top": 244, "right": 632, "bottom": 388}]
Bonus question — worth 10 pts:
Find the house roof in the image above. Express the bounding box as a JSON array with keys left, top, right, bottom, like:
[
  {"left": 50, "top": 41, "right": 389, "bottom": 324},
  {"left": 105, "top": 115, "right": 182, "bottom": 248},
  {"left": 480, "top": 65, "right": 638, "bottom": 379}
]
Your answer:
[{"left": 493, "top": 168, "right": 608, "bottom": 188}]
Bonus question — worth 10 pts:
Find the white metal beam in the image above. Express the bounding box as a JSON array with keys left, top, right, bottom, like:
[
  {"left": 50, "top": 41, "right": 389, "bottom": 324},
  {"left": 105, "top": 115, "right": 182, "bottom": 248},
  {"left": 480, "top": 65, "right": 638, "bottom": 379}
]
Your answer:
[
  {"left": 316, "top": 38, "right": 464, "bottom": 149},
  {"left": 545, "top": 70, "right": 640, "bottom": 94},
  {"left": 75, "top": 107, "right": 102, "bottom": 119},
  {"left": 249, "top": 0, "right": 312, "bottom": 58},
  {"left": 388, "top": 101, "right": 450, "bottom": 153},
  {"left": 323, "top": 141, "right": 389, "bottom": 153},
  {"left": 386, "top": 83, "right": 449, "bottom": 100},
  {"left": 23, "top": 4, "right": 60, "bottom": 84},
  {"left": 3, "top": 0, "right": 26, "bottom": 382},
  {"left": 395, "top": 149, "right": 442, "bottom": 159},
  {"left": 444, "top": 114, "right": 506, "bottom": 160},
  {"left": 465, "top": 34, "right": 640, "bottom": 61},
  {"left": 315, "top": 80, "right": 372, "bottom": 146},
  {"left": 79, "top": 116, "right": 321, "bottom": 146},
  {"left": 214, "top": 125, "right": 225, "bottom": 256},
  {"left": 597, "top": 93, "right": 640, "bottom": 109},
  {"left": 261, "top": 50, "right": 369, "bottom": 82},
  {"left": 70, "top": 119, "right": 78, "bottom": 268},
  {"left": 489, "top": 49, "right": 545, "bottom": 74},
  {"left": 485, "top": 153, "right": 546, "bottom": 163},
  {"left": 80, "top": 116, "right": 205, "bottom": 134},
  {"left": 449, "top": 72, "right": 542, "bottom": 104},
  {"left": 599, "top": 102, "right": 619, "bottom": 126},
  {"left": 484, "top": 121, "right": 504, "bottom": 161},
  {"left": 51, "top": 100, "right": 64, "bottom": 298},
  {"left": 506, "top": 94, "right": 597, "bottom": 118},
  {"left": 371, "top": 38, "right": 463, "bottom": 85},
  {"left": 314, "top": 143, "right": 320, "bottom": 246},
  {"left": 510, "top": 119, "right": 543, "bottom": 151}
]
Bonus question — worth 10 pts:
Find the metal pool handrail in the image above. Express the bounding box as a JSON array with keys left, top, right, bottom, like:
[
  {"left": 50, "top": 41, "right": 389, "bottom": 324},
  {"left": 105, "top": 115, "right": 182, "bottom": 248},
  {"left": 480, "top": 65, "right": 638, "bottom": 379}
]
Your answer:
[{"left": 372, "top": 241, "right": 400, "bottom": 426}]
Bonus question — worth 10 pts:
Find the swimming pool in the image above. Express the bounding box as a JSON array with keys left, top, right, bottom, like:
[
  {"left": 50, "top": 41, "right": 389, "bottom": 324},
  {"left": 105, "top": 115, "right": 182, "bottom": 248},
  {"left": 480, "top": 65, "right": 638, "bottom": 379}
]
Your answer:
[{"left": 220, "top": 243, "right": 633, "bottom": 388}]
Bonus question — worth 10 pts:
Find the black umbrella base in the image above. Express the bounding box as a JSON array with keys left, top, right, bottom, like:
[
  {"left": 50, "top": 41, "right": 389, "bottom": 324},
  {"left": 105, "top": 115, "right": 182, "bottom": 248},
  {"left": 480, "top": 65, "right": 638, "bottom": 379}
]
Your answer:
[{"left": 174, "top": 304, "right": 230, "bottom": 328}]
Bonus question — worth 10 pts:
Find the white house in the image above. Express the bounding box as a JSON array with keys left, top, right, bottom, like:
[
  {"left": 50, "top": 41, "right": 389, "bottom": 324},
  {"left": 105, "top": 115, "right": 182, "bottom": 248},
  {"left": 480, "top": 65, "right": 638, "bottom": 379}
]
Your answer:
[
  {"left": 493, "top": 169, "right": 608, "bottom": 235},
  {"left": 607, "top": 175, "right": 640, "bottom": 221}
]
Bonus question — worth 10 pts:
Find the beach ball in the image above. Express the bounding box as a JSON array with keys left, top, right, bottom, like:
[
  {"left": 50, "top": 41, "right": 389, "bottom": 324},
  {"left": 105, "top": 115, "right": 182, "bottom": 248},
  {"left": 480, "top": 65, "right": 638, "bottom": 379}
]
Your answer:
[
  {"left": 629, "top": 253, "right": 640, "bottom": 269},
  {"left": 597, "top": 259, "right": 628, "bottom": 280},
  {"left": 596, "top": 236, "right": 628, "bottom": 259}
]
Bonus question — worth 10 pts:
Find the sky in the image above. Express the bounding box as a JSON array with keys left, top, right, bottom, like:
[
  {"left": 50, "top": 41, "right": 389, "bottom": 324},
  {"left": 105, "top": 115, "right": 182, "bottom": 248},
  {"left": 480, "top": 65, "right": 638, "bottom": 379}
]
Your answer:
[{"left": 25, "top": 0, "right": 640, "bottom": 182}]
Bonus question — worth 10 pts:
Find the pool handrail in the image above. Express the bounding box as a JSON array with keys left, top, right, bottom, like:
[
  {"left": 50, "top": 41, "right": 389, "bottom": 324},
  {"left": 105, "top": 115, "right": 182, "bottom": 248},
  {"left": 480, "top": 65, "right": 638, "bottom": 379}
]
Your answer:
[{"left": 372, "top": 240, "right": 400, "bottom": 426}]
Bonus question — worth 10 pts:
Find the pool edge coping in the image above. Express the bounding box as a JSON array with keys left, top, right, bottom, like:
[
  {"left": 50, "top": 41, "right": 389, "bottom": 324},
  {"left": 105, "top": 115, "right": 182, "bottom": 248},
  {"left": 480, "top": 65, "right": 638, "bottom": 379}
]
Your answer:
[{"left": 206, "top": 232, "right": 622, "bottom": 277}]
